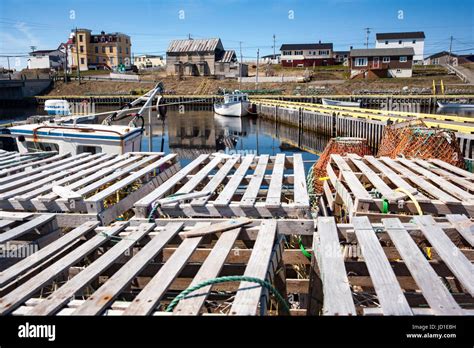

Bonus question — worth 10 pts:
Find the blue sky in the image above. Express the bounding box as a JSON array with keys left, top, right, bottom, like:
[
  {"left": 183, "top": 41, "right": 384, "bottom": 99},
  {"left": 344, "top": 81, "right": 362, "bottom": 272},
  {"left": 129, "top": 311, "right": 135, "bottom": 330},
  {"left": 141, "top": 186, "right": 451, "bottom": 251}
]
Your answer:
[{"left": 0, "top": 0, "right": 472, "bottom": 68}]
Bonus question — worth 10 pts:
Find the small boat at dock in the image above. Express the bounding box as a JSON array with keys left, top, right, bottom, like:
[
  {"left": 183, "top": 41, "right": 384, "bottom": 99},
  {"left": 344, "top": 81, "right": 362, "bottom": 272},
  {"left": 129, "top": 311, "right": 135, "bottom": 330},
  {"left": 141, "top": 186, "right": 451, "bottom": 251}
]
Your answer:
[
  {"left": 214, "top": 90, "right": 251, "bottom": 117},
  {"left": 437, "top": 101, "right": 474, "bottom": 109},
  {"left": 322, "top": 98, "right": 361, "bottom": 107}
]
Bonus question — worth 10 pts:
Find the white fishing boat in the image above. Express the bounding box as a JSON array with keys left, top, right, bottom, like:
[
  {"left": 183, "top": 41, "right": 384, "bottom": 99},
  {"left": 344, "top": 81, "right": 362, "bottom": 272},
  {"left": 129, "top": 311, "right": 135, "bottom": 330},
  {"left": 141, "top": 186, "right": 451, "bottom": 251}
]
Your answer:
[
  {"left": 322, "top": 98, "right": 361, "bottom": 107},
  {"left": 437, "top": 101, "right": 474, "bottom": 109},
  {"left": 44, "top": 99, "right": 71, "bottom": 116},
  {"left": 8, "top": 123, "right": 143, "bottom": 155},
  {"left": 214, "top": 90, "right": 251, "bottom": 117}
]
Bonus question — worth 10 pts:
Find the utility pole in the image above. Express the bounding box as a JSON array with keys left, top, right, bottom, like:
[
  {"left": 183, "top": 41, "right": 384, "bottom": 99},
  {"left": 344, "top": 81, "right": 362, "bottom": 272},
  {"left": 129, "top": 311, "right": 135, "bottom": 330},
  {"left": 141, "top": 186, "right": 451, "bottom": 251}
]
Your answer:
[
  {"left": 64, "top": 44, "right": 68, "bottom": 83},
  {"left": 239, "top": 41, "right": 243, "bottom": 90},
  {"left": 256, "top": 48, "right": 259, "bottom": 90},
  {"left": 273, "top": 34, "right": 276, "bottom": 58},
  {"left": 448, "top": 35, "right": 453, "bottom": 65},
  {"left": 75, "top": 27, "right": 81, "bottom": 83},
  {"left": 364, "top": 27, "right": 371, "bottom": 49},
  {"left": 7, "top": 56, "right": 11, "bottom": 79}
]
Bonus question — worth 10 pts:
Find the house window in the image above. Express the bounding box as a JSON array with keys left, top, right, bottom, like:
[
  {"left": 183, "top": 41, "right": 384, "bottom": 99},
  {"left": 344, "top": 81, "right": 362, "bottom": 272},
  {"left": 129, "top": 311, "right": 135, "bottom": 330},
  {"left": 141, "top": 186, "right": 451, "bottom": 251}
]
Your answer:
[
  {"left": 354, "top": 57, "right": 368, "bottom": 66},
  {"left": 412, "top": 40, "right": 416, "bottom": 44},
  {"left": 126, "top": 47, "right": 129, "bottom": 54},
  {"left": 433, "top": 58, "right": 439, "bottom": 65},
  {"left": 109, "top": 46, "right": 113, "bottom": 53},
  {"left": 95, "top": 47, "right": 98, "bottom": 53},
  {"left": 110, "top": 57, "right": 114, "bottom": 65},
  {"left": 94, "top": 36, "right": 98, "bottom": 42},
  {"left": 283, "top": 51, "right": 291, "bottom": 55},
  {"left": 400, "top": 56, "right": 408, "bottom": 62},
  {"left": 102, "top": 47, "right": 106, "bottom": 53},
  {"left": 119, "top": 46, "right": 122, "bottom": 54},
  {"left": 96, "top": 56, "right": 99, "bottom": 63},
  {"left": 382, "top": 57, "right": 390, "bottom": 63},
  {"left": 319, "top": 50, "right": 329, "bottom": 56},
  {"left": 294, "top": 51, "right": 303, "bottom": 55},
  {"left": 79, "top": 35, "right": 83, "bottom": 42},
  {"left": 385, "top": 41, "right": 388, "bottom": 45},
  {"left": 399, "top": 40, "right": 402, "bottom": 44},
  {"left": 126, "top": 39, "right": 128, "bottom": 44},
  {"left": 101, "top": 37, "right": 105, "bottom": 42},
  {"left": 80, "top": 57, "right": 85, "bottom": 64}
]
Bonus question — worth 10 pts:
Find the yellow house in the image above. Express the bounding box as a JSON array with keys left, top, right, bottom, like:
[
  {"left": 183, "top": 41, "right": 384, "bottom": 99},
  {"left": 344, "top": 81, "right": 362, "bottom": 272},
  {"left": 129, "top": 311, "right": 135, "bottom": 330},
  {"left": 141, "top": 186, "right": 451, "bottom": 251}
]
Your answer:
[{"left": 69, "top": 29, "right": 132, "bottom": 71}]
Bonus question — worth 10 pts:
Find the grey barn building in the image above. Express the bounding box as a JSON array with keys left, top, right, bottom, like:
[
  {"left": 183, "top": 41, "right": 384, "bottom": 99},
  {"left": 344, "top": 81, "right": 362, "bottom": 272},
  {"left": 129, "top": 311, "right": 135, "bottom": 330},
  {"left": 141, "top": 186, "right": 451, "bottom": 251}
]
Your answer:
[{"left": 166, "top": 38, "right": 247, "bottom": 78}]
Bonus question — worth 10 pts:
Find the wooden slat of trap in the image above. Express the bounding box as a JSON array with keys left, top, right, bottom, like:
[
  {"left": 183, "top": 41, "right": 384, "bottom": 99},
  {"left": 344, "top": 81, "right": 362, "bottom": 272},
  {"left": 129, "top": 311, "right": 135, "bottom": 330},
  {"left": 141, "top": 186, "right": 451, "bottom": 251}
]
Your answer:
[
  {"left": 413, "top": 215, "right": 474, "bottom": 295},
  {"left": 0, "top": 152, "right": 63, "bottom": 174},
  {"left": 445, "top": 214, "right": 474, "bottom": 247},
  {"left": 173, "top": 227, "right": 241, "bottom": 315},
  {"left": 414, "top": 159, "right": 474, "bottom": 191},
  {"left": 214, "top": 155, "right": 255, "bottom": 207},
  {"left": 398, "top": 158, "right": 474, "bottom": 202},
  {"left": 0, "top": 214, "right": 56, "bottom": 244},
  {"left": 379, "top": 157, "right": 460, "bottom": 204},
  {"left": 352, "top": 216, "right": 413, "bottom": 315},
  {"left": 0, "top": 221, "right": 128, "bottom": 315},
  {"left": 14, "top": 154, "right": 115, "bottom": 202},
  {"left": 241, "top": 154, "right": 269, "bottom": 207},
  {"left": 265, "top": 154, "right": 285, "bottom": 208},
  {"left": 134, "top": 154, "right": 209, "bottom": 216},
  {"left": 72, "top": 222, "right": 183, "bottom": 315},
  {"left": 383, "top": 218, "right": 464, "bottom": 315},
  {"left": 0, "top": 153, "right": 88, "bottom": 188},
  {"left": 293, "top": 153, "right": 310, "bottom": 208},
  {"left": 230, "top": 220, "right": 277, "bottom": 315},
  {"left": 123, "top": 222, "right": 211, "bottom": 315},
  {"left": 0, "top": 221, "right": 99, "bottom": 288},
  {"left": 190, "top": 155, "right": 241, "bottom": 207},
  {"left": 428, "top": 158, "right": 474, "bottom": 180},
  {"left": 26, "top": 223, "right": 155, "bottom": 316},
  {"left": 316, "top": 217, "right": 356, "bottom": 315}
]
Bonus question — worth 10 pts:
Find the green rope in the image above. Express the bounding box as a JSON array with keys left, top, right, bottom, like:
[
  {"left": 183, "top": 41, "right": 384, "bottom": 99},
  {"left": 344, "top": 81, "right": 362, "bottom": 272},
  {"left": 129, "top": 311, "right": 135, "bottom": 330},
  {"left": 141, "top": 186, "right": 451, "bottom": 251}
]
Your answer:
[
  {"left": 165, "top": 275, "right": 290, "bottom": 314},
  {"left": 298, "top": 238, "right": 312, "bottom": 260},
  {"left": 381, "top": 199, "right": 389, "bottom": 214}
]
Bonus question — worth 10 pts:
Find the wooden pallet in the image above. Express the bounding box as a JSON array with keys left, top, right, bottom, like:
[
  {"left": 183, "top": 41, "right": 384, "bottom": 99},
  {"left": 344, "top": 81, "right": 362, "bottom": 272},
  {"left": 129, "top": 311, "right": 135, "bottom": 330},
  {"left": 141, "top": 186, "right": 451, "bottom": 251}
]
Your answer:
[
  {"left": 0, "top": 152, "right": 180, "bottom": 225},
  {"left": 134, "top": 153, "right": 311, "bottom": 219},
  {"left": 309, "top": 215, "right": 474, "bottom": 316},
  {"left": 324, "top": 154, "right": 474, "bottom": 220},
  {"left": 0, "top": 212, "right": 60, "bottom": 270},
  {"left": 0, "top": 219, "right": 286, "bottom": 316}
]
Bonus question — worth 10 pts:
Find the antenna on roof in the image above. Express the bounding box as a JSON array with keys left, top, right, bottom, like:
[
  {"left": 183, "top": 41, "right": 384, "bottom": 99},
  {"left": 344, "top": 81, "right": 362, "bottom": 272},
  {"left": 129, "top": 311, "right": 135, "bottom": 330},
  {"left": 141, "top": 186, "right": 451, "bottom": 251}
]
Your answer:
[
  {"left": 188, "top": 33, "right": 192, "bottom": 40},
  {"left": 364, "top": 27, "right": 372, "bottom": 48}
]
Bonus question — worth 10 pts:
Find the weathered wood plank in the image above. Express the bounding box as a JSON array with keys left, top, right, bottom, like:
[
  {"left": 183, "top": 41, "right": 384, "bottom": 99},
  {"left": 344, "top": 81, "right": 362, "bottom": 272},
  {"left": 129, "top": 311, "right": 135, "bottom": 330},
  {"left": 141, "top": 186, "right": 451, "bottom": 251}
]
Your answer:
[
  {"left": 413, "top": 215, "right": 474, "bottom": 295},
  {"left": 240, "top": 155, "right": 269, "bottom": 207},
  {"left": 190, "top": 156, "right": 240, "bottom": 207},
  {"left": 428, "top": 158, "right": 474, "bottom": 180},
  {"left": 122, "top": 223, "right": 210, "bottom": 315},
  {"left": 293, "top": 153, "right": 310, "bottom": 208},
  {"left": 383, "top": 218, "right": 464, "bottom": 315},
  {"left": 445, "top": 214, "right": 474, "bottom": 247},
  {"left": 266, "top": 154, "right": 285, "bottom": 208},
  {"left": 0, "top": 214, "right": 56, "bottom": 244},
  {"left": 330, "top": 154, "right": 373, "bottom": 202},
  {"left": 214, "top": 155, "right": 255, "bottom": 206},
  {"left": 26, "top": 223, "right": 155, "bottom": 315},
  {"left": 0, "top": 211, "right": 34, "bottom": 221},
  {"left": 179, "top": 217, "right": 251, "bottom": 239},
  {"left": 316, "top": 217, "right": 356, "bottom": 315},
  {"left": 173, "top": 227, "right": 241, "bottom": 315},
  {"left": 352, "top": 216, "right": 413, "bottom": 315},
  {"left": 72, "top": 222, "right": 183, "bottom": 315},
  {"left": 0, "top": 221, "right": 99, "bottom": 287},
  {"left": 0, "top": 222, "right": 128, "bottom": 315},
  {"left": 230, "top": 220, "right": 277, "bottom": 315}
]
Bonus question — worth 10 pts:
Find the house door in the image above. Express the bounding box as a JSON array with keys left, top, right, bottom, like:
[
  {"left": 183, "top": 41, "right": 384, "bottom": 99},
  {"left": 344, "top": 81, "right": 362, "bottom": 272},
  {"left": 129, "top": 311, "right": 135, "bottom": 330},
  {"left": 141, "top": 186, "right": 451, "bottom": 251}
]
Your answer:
[{"left": 373, "top": 57, "right": 380, "bottom": 69}]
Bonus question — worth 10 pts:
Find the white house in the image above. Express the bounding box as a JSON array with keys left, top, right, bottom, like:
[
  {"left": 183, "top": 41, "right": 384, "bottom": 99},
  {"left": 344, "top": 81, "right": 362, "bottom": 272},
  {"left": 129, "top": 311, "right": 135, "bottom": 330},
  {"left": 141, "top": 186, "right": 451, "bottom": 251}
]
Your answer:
[
  {"left": 134, "top": 54, "right": 165, "bottom": 69},
  {"left": 375, "top": 32, "right": 425, "bottom": 64},
  {"left": 261, "top": 54, "right": 281, "bottom": 64},
  {"left": 27, "top": 45, "right": 66, "bottom": 71}
]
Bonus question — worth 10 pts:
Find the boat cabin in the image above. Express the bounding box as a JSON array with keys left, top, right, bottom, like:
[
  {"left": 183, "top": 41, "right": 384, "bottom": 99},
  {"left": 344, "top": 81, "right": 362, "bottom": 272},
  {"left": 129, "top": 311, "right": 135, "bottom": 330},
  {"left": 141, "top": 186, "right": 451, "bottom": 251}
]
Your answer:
[
  {"left": 8, "top": 123, "right": 143, "bottom": 155},
  {"left": 223, "top": 92, "right": 248, "bottom": 104}
]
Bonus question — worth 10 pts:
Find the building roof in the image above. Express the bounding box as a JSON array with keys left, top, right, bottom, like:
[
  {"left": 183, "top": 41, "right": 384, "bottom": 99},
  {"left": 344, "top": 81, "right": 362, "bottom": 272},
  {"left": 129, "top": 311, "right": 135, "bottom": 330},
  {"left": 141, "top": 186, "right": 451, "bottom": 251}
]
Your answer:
[
  {"left": 350, "top": 47, "right": 415, "bottom": 57},
  {"left": 376, "top": 31, "right": 425, "bottom": 40},
  {"left": 334, "top": 51, "right": 349, "bottom": 55},
  {"left": 216, "top": 50, "right": 236, "bottom": 63},
  {"left": 425, "top": 51, "right": 457, "bottom": 60},
  {"left": 280, "top": 43, "right": 333, "bottom": 51},
  {"left": 167, "top": 38, "right": 221, "bottom": 53},
  {"left": 30, "top": 50, "right": 56, "bottom": 55},
  {"left": 261, "top": 54, "right": 281, "bottom": 59}
]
